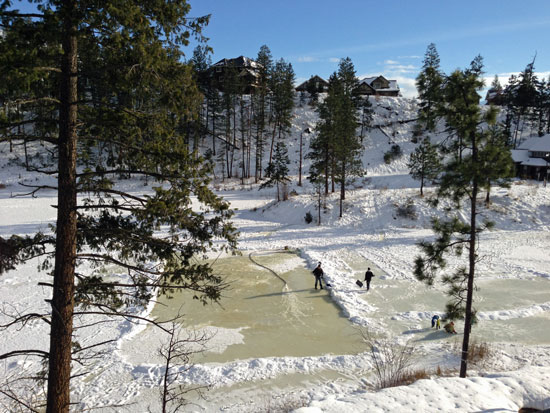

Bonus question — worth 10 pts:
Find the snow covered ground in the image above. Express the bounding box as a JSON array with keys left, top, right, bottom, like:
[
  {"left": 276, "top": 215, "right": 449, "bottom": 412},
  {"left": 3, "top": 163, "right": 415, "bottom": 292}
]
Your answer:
[{"left": 1, "top": 97, "right": 550, "bottom": 412}]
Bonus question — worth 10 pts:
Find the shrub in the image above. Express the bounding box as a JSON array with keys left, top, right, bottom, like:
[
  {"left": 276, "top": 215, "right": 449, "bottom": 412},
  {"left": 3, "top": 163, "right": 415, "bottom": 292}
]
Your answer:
[
  {"left": 360, "top": 328, "right": 417, "bottom": 390},
  {"left": 452, "top": 338, "right": 492, "bottom": 365},
  {"left": 304, "top": 211, "right": 313, "bottom": 224},
  {"left": 395, "top": 199, "right": 417, "bottom": 220},
  {"left": 383, "top": 144, "right": 403, "bottom": 164}
]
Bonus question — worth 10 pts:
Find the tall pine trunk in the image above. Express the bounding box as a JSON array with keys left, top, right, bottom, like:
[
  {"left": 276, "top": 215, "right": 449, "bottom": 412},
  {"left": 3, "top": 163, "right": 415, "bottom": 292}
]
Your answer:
[
  {"left": 460, "top": 134, "right": 478, "bottom": 379},
  {"left": 47, "top": 3, "right": 78, "bottom": 411}
]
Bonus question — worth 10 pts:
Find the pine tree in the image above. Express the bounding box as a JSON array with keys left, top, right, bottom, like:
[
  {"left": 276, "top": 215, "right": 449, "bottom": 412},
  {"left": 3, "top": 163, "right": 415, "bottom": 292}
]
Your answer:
[
  {"left": 334, "top": 58, "right": 362, "bottom": 217},
  {"left": 268, "top": 58, "right": 295, "bottom": 165},
  {"left": 503, "top": 59, "right": 539, "bottom": 146},
  {"left": 414, "top": 56, "right": 514, "bottom": 379},
  {"left": 408, "top": 136, "right": 441, "bottom": 196},
  {"left": 0, "top": 2, "right": 237, "bottom": 411},
  {"left": 253, "top": 45, "right": 273, "bottom": 182},
  {"left": 260, "top": 140, "right": 290, "bottom": 201},
  {"left": 308, "top": 73, "right": 338, "bottom": 195},
  {"left": 308, "top": 58, "right": 362, "bottom": 218},
  {"left": 416, "top": 43, "right": 444, "bottom": 132}
]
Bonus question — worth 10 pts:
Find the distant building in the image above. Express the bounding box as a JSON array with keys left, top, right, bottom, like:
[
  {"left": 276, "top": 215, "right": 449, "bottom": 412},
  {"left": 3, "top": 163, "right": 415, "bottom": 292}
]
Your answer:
[
  {"left": 295, "top": 75, "right": 329, "bottom": 93},
  {"left": 485, "top": 87, "right": 505, "bottom": 105},
  {"left": 511, "top": 135, "right": 550, "bottom": 180},
  {"left": 204, "top": 56, "right": 262, "bottom": 94},
  {"left": 357, "top": 76, "right": 400, "bottom": 97}
]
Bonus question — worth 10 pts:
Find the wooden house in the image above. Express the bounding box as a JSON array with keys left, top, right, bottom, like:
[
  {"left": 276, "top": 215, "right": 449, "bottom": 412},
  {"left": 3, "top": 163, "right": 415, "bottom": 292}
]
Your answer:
[
  {"left": 204, "top": 56, "right": 262, "bottom": 94},
  {"left": 357, "top": 76, "right": 400, "bottom": 97},
  {"left": 295, "top": 75, "right": 329, "bottom": 93},
  {"left": 511, "top": 135, "right": 550, "bottom": 180}
]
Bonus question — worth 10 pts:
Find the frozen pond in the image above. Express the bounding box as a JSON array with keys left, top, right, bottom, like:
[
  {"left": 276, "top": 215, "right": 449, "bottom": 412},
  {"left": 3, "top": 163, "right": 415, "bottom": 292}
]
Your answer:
[
  {"left": 151, "top": 251, "right": 365, "bottom": 363},
  {"left": 344, "top": 253, "right": 550, "bottom": 344}
]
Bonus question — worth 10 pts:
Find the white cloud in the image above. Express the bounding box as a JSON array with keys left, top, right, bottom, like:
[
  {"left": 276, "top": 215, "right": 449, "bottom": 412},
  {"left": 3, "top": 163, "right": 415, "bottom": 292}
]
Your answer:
[
  {"left": 297, "top": 56, "right": 319, "bottom": 63},
  {"left": 393, "top": 76, "right": 418, "bottom": 98},
  {"left": 384, "top": 59, "right": 399, "bottom": 65},
  {"left": 328, "top": 57, "right": 340, "bottom": 63},
  {"left": 385, "top": 64, "right": 417, "bottom": 74}
]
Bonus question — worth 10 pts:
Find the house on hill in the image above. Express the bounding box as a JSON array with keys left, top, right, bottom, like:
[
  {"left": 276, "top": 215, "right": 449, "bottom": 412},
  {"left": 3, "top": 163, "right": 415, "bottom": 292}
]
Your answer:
[
  {"left": 357, "top": 76, "right": 400, "bottom": 97},
  {"left": 485, "top": 87, "right": 505, "bottom": 105},
  {"left": 204, "top": 56, "right": 262, "bottom": 94},
  {"left": 511, "top": 135, "right": 550, "bottom": 180},
  {"left": 295, "top": 75, "right": 329, "bottom": 93}
]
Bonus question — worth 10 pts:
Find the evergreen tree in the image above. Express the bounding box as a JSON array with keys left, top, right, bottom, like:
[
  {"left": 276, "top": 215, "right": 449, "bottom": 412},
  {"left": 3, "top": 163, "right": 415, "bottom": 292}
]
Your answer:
[
  {"left": 308, "top": 58, "right": 362, "bottom": 218},
  {"left": 268, "top": 58, "right": 295, "bottom": 165},
  {"left": 253, "top": 44, "right": 273, "bottom": 182},
  {"left": 359, "top": 95, "right": 374, "bottom": 142},
  {"left": 416, "top": 43, "right": 444, "bottom": 132},
  {"left": 308, "top": 73, "right": 338, "bottom": 195},
  {"left": 334, "top": 58, "right": 362, "bottom": 218},
  {"left": 260, "top": 140, "right": 290, "bottom": 201},
  {"left": 414, "top": 56, "right": 514, "bottom": 379},
  {"left": 503, "top": 60, "right": 539, "bottom": 146},
  {"left": 408, "top": 136, "right": 441, "bottom": 196},
  {"left": 0, "top": 2, "right": 237, "bottom": 411}
]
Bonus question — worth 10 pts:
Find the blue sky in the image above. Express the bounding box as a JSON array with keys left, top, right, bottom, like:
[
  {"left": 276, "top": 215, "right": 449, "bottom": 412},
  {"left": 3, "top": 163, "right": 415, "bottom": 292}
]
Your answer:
[{"left": 188, "top": 0, "right": 550, "bottom": 97}]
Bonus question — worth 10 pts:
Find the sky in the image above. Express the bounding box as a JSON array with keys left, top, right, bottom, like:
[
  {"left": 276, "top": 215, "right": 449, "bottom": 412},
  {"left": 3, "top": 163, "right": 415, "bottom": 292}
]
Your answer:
[{"left": 187, "top": 0, "right": 550, "bottom": 98}]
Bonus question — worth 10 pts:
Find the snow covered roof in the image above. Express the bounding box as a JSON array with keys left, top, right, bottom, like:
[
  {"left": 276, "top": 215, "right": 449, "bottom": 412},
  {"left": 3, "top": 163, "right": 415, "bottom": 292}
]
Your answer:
[
  {"left": 212, "top": 56, "right": 260, "bottom": 69},
  {"left": 511, "top": 149, "right": 530, "bottom": 163},
  {"left": 358, "top": 76, "right": 400, "bottom": 91},
  {"left": 521, "top": 157, "right": 550, "bottom": 167},
  {"left": 517, "top": 135, "right": 550, "bottom": 152}
]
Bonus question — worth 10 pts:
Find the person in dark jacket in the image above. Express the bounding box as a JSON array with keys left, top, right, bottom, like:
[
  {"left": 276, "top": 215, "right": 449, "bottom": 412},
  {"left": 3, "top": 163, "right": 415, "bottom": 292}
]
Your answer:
[
  {"left": 364, "top": 267, "right": 375, "bottom": 291},
  {"left": 312, "top": 262, "right": 324, "bottom": 290}
]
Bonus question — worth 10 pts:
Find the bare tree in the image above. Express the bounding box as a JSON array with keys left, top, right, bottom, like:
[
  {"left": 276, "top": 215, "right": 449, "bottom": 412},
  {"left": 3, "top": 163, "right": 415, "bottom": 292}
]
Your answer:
[{"left": 159, "top": 320, "right": 212, "bottom": 413}]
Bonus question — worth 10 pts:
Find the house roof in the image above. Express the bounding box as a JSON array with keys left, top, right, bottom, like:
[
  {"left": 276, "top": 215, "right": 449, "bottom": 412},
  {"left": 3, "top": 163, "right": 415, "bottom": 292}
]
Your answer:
[
  {"left": 517, "top": 135, "right": 550, "bottom": 152},
  {"left": 521, "top": 157, "right": 549, "bottom": 167},
  {"left": 358, "top": 76, "right": 400, "bottom": 92},
  {"left": 511, "top": 149, "right": 530, "bottom": 163},
  {"left": 295, "top": 75, "right": 328, "bottom": 90},
  {"left": 212, "top": 56, "right": 260, "bottom": 69}
]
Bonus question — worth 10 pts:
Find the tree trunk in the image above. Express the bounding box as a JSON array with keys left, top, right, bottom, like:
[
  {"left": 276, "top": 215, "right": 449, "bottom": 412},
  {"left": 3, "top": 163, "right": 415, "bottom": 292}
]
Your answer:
[
  {"left": 298, "top": 131, "right": 303, "bottom": 186},
  {"left": 47, "top": 4, "right": 78, "bottom": 411},
  {"left": 460, "top": 133, "right": 478, "bottom": 378},
  {"left": 339, "top": 161, "right": 345, "bottom": 218}
]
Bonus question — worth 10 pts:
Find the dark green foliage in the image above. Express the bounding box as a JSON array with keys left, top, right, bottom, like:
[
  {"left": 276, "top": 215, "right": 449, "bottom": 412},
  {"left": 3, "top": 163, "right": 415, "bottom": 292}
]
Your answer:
[
  {"left": 395, "top": 198, "right": 417, "bottom": 220},
  {"left": 383, "top": 144, "right": 402, "bottom": 164},
  {"left": 0, "top": 1, "right": 238, "bottom": 409},
  {"left": 269, "top": 58, "right": 295, "bottom": 141},
  {"left": 253, "top": 44, "right": 273, "bottom": 181},
  {"left": 308, "top": 58, "right": 362, "bottom": 218},
  {"left": 416, "top": 43, "right": 444, "bottom": 132},
  {"left": 260, "top": 140, "right": 290, "bottom": 201},
  {"left": 304, "top": 211, "right": 313, "bottom": 224},
  {"left": 408, "top": 137, "right": 440, "bottom": 195},
  {"left": 414, "top": 54, "right": 514, "bottom": 378}
]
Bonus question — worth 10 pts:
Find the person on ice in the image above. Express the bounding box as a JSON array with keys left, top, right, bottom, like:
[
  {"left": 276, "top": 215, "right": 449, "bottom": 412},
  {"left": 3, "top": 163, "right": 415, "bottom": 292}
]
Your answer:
[
  {"left": 444, "top": 321, "right": 457, "bottom": 334},
  {"left": 312, "top": 262, "right": 324, "bottom": 290},
  {"left": 364, "top": 267, "right": 375, "bottom": 291},
  {"left": 431, "top": 314, "right": 441, "bottom": 329}
]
